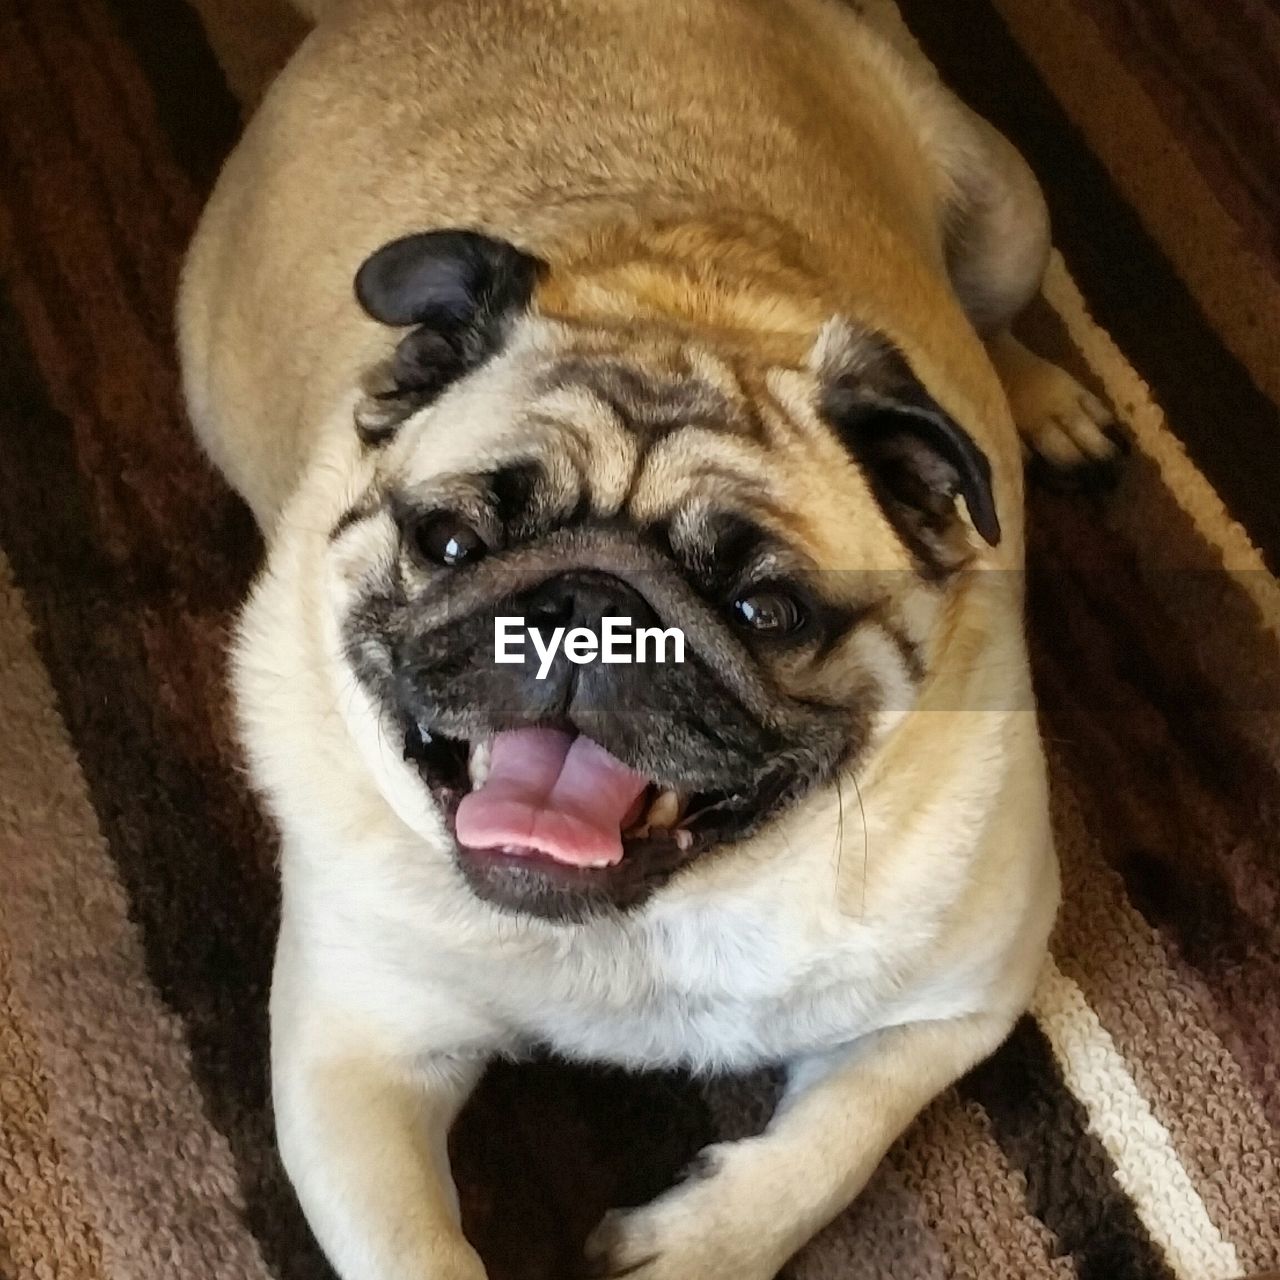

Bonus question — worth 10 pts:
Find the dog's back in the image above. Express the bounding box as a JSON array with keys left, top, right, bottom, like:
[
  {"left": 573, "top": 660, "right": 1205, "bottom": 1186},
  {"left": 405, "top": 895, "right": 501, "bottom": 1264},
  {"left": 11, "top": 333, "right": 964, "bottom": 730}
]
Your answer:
[{"left": 179, "top": 0, "right": 995, "bottom": 528}]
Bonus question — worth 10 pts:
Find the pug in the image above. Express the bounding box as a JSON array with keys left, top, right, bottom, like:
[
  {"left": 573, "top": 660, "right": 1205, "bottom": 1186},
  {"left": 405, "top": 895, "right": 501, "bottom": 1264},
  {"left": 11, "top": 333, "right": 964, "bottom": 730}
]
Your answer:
[{"left": 178, "top": 0, "right": 1118, "bottom": 1277}]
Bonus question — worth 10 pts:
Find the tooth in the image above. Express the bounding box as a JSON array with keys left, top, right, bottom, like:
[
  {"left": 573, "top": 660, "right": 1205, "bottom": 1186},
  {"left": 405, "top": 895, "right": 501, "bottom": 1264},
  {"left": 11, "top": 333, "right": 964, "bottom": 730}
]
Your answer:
[
  {"left": 673, "top": 829, "right": 693, "bottom": 851},
  {"left": 468, "top": 740, "right": 492, "bottom": 788},
  {"left": 646, "top": 789, "right": 681, "bottom": 830}
]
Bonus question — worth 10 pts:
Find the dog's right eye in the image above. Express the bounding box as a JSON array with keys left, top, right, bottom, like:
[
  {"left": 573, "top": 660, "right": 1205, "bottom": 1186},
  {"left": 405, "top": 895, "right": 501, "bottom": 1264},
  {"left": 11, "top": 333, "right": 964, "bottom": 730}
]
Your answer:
[{"left": 413, "top": 514, "right": 487, "bottom": 568}]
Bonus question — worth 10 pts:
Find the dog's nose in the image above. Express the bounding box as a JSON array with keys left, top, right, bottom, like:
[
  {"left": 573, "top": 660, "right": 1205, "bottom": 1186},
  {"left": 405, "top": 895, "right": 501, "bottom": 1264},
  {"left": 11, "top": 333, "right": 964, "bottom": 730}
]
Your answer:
[{"left": 520, "top": 571, "right": 660, "bottom": 634}]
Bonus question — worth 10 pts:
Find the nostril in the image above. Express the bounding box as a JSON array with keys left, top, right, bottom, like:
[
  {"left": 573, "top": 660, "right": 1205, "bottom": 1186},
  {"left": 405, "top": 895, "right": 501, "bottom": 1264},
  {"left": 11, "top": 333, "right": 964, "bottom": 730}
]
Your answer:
[
  {"left": 517, "top": 573, "right": 665, "bottom": 637},
  {"left": 526, "top": 589, "right": 575, "bottom": 630},
  {"left": 520, "top": 572, "right": 658, "bottom": 634},
  {"left": 518, "top": 578, "right": 583, "bottom": 639}
]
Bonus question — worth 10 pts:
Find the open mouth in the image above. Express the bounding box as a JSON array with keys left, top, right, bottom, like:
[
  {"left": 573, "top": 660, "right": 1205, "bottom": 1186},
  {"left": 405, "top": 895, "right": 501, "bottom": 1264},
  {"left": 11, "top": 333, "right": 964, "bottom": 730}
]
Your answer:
[{"left": 402, "top": 719, "right": 763, "bottom": 918}]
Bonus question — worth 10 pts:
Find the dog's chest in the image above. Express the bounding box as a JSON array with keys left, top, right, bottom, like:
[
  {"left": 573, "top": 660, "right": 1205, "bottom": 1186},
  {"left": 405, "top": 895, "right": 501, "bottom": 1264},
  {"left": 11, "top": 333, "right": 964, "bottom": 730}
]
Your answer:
[{"left": 489, "top": 894, "right": 904, "bottom": 1071}]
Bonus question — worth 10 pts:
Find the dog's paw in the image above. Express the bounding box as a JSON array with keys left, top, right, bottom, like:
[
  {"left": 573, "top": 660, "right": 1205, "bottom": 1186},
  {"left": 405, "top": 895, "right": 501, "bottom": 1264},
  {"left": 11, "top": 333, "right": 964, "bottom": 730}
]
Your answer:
[
  {"left": 1000, "top": 346, "right": 1128, "bottom": 491},
  {"left": 581, "top": 1146, "right": 779, "bottom": 1280}
]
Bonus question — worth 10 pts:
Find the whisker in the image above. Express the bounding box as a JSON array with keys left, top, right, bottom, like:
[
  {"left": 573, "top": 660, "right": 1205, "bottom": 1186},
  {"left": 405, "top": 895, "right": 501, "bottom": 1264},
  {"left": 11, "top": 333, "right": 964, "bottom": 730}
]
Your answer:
[
  {"left": 833, "top": 773, "right": 845, "bottom": 891},
  {"left": 851, "top": 771, "right": 869, "bottom": 919}
]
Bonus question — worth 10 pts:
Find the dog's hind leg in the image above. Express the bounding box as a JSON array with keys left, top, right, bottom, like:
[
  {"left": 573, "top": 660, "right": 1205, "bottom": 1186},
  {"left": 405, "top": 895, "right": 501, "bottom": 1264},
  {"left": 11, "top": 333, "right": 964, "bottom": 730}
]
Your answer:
[
  {"left": 913, "top": 78, "right": 1124, "bottom": 479},
  {"left": 826, "top": 2, "right": 1126, "bottom": 481},
  {"left": 987, "top": 329, "right": 1124, "bottom": 480}
]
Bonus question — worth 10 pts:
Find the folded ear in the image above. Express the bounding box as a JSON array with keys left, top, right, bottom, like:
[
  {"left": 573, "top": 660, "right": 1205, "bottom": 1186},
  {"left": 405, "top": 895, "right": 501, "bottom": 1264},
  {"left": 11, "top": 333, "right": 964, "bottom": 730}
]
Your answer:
[
  {"left": 811, "top": 320, "right": 1000, "bottom": 571},
  {"left": 352, "top": 230, "right": 545, "bottom": 442}
]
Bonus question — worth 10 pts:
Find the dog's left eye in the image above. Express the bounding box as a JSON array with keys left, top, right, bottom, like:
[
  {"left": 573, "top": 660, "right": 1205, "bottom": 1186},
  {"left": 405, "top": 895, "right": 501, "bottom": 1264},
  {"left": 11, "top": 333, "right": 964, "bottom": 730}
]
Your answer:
[
  {"left": 413, "top": 514, "right": 487, "bottom": 567},
  {"left": 731, "top": 587, "right": 805, "bottom": 636}
]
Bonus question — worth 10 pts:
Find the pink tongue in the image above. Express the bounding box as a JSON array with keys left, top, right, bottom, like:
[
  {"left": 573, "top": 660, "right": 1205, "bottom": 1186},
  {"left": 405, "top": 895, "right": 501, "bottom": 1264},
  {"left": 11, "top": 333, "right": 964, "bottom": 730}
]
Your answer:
[{"left": 455, "top": 728, "right": 648, "bottom": 868}]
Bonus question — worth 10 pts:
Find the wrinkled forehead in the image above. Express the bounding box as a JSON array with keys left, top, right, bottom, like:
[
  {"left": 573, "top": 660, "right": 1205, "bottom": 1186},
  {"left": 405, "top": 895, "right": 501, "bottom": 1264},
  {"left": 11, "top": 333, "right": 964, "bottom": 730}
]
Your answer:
[{"left": 381, "top": 319, "right": 906, "bottom": 568}]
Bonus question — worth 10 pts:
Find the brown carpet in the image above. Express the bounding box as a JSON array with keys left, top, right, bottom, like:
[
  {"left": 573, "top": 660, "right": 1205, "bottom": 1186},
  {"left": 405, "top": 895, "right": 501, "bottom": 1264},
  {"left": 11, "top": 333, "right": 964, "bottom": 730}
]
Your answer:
[{"left": 1, "top": 0, "right": 1277, "bottom": 1278}]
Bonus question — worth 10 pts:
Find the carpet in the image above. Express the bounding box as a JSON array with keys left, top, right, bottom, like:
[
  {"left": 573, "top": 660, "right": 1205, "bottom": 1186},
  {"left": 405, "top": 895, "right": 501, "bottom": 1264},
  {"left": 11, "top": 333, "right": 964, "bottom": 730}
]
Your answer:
[{"left": 0, "top": 0, "right": 1277, "bottom": 1277}]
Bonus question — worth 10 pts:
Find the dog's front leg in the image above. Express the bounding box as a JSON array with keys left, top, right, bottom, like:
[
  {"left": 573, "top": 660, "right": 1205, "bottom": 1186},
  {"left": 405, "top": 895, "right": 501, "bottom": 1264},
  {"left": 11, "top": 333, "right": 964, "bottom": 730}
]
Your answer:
[
  {"left": 272, "top": 945, "right": 492, "bottom": 1279},
  {"left": 585, "top": 1011, "right": 1016, "bottom": 1280}
]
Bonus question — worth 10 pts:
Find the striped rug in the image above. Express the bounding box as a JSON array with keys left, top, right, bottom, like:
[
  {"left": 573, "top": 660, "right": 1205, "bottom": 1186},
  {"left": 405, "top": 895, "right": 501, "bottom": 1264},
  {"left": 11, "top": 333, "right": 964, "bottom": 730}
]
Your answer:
[{"left": 1, "top": 1, "right": 1277, "bottom": 1277}]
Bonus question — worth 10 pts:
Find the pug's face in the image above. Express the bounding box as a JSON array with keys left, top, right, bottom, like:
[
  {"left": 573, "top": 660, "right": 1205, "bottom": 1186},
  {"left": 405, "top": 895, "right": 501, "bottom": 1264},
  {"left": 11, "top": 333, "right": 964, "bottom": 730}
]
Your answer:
[{"left": 329, "top": 231, "right": 1001, "bottom": 921}]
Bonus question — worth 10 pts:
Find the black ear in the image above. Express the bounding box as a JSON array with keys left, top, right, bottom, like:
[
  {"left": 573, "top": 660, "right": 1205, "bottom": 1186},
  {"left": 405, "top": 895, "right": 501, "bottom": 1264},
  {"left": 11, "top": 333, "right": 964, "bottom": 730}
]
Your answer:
[
  {"left": 355, "top": 229, "right": 543, "bottom": 327},
  {"left": 816, "top": 326, "right": 1000, "bottom": 569},
  {"left": 352, "top": 230, "right": 545, "bottom": 442}
]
